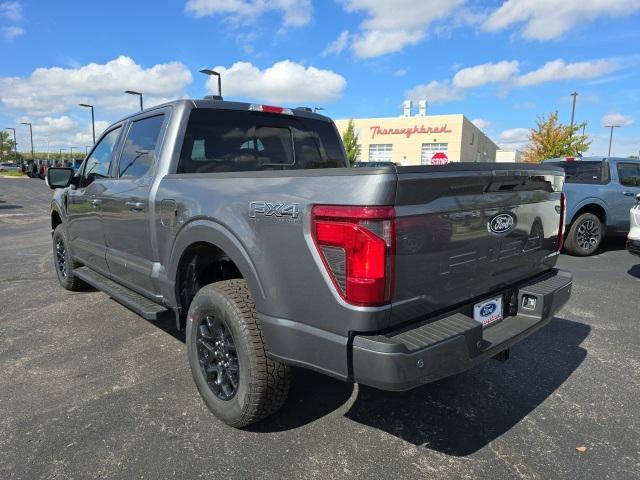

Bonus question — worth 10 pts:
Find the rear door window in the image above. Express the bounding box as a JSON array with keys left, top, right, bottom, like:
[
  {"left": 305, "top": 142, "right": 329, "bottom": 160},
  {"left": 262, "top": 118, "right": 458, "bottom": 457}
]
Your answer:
[
  {"left": 617, "top": 163, "right": 640, "bottom": 186},
  {"left": 177, "top": 109, "right": 346, "bottom": 173}
]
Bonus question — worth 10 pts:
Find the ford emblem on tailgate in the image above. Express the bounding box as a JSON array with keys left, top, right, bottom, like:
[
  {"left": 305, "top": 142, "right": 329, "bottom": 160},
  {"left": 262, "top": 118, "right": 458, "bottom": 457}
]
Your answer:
[
  {"left": 480, "top": 303, "right": 497, "bottom": 317},
  {"left": 488, "top": 212, "right": 516, "bottom": 234}
]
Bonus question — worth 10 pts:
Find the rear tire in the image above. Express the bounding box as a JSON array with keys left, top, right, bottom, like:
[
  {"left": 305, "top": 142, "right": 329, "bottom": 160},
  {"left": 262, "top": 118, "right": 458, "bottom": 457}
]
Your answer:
[
  {"left": 564, "top": 213, "right": 603, "bottom": 256},
  {"left": 186, "top": 279, "right": 291, "bottom": 427},
  {"left": 52, "top": 225, "right": 87, "bottom": 291}
]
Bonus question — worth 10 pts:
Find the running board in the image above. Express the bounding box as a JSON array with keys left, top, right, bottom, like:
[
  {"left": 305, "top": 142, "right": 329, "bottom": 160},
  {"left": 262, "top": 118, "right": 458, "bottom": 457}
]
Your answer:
[{"left": 75, "top": 267, "right": 169, "bottom": 321}]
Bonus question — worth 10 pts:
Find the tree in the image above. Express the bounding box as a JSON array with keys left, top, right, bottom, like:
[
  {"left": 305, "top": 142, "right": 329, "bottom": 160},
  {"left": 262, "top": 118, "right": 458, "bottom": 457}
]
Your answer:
[
  {"left": 342, "top": 119, "right": 360, "bottom": 166},
  {"left": 522, "top": 111, "right": 590, "bottom": 164},
  {"left": 0, "top": 131, "right": 17, "bottom": 161}
]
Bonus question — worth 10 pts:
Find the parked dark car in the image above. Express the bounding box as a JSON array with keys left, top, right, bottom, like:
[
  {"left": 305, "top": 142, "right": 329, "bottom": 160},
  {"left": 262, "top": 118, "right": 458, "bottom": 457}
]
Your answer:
[{"left": 47, "top": 99, "right": 572, "bottom": 427}]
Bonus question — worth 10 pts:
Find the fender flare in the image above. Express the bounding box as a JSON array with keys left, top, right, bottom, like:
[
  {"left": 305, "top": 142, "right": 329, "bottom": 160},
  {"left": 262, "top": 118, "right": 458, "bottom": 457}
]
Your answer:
[
  {"left": 567, "top": 197, "right": 608, "bottom": 225},
  {"left": 167, "top": 218, "right": 266, "bottom": 312}
]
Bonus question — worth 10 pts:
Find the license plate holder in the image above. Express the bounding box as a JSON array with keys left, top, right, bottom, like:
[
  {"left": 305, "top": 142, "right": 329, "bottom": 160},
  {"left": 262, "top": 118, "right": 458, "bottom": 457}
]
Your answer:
[{"left": 473, "top": 296, "right": 503, "bottom": 327}]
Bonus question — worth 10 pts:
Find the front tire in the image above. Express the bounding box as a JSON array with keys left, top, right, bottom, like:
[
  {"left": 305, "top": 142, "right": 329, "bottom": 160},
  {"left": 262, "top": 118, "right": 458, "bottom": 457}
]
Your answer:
[
  {"left": 564, "top": 213, "right": 603, "bottom": 256},
  {"left": 186, "top": 279, "right": 291, "bottom": 427},
  {"left": 52, "top": 225, "right": 87, "bottom": 291}
]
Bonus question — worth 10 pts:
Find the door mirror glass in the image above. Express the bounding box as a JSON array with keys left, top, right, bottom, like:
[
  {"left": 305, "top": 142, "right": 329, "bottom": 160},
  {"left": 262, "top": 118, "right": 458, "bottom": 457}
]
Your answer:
[{"left": 47, "top": 167, "right": 75, "bottom": 189}]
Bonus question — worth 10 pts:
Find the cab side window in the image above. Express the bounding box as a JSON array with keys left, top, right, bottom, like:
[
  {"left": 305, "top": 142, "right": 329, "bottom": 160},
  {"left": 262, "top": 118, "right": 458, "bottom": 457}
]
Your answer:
[
  {"left": 81, "top": 127, "right": 122, "bottom": 187},
  {"left": 118, "top": 115, "right": 165, "bottom": 179},
  {"left": 617, "top": 163, "right": 640, "bottom": 187}
]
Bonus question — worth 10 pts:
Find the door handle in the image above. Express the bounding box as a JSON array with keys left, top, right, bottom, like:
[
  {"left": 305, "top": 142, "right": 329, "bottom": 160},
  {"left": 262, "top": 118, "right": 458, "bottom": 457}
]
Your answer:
[
  {"left": 623, "top": 191, "right": 635, "bottom": 196},
  {"left": 125, "top": 201, "right": 145, "bottom": 211},
  {"left": 90, "top": 198, "right": 102, "bottom": 207}
]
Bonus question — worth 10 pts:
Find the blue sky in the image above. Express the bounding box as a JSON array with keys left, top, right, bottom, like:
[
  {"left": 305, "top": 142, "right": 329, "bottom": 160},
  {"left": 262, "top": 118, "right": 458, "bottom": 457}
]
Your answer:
[{"left": 1, "top": 0, "right": 640, "bottom": 156}]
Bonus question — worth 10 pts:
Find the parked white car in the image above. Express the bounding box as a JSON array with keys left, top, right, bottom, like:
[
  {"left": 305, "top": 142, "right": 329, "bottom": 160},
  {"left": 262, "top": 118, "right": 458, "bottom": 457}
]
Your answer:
[{"left": 627, "top": 194, "right": 640, "bottom": 256}]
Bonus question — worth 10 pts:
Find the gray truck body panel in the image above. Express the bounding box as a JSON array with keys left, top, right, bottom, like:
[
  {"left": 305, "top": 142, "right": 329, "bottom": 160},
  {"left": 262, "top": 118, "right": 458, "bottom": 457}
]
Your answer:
[{"left": 51, "top": 99, "right": 572, "bottom": 387}]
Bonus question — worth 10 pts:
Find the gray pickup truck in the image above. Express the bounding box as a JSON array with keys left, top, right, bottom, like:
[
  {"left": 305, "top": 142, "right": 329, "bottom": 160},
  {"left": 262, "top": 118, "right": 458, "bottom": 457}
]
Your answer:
[{"left": 47, "top": 99, "right": 572, "bottom": 427}]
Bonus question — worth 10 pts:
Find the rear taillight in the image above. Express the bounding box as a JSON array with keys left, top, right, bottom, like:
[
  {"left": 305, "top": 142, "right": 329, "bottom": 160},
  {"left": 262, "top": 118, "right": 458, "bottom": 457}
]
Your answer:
[
  {"left": 311, "top": 205, "right": 395, "bottom": 306},
  {"left": 556, "top": 192, "right": 566, "bottom": 251}
]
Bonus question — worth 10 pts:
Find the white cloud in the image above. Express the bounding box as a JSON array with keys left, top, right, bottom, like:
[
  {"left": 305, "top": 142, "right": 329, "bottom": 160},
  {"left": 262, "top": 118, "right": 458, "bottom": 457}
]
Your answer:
[
  {"left": 343, "top": 0, "right": 465, "bottom": 58},
  {"left": 498, "top": 127, "right": 530, "bottom": 149},
  {"left": 453, "top": 60, "right": 519, "bottom": 88},
  {"left": 601, "top": 113, "right": 634, "bottom": 127},
  {"left": 405, "top": 80, "right": 462, "bottom": 104},
  {"left": 208, "top": 60, "right": 346, "bottom": 103},
  {"left": 0, "top": 1, "right": 22, "bottom": 21},
  {"left": 323, "top": 30, "right": 349, "bottom": 56},
  {"left": 30, "top": 115, "right": 77, "bottom": 134},
  {"left": 0, "top": 55, "right": 193, "bottom": 116},
  {"left": 185, "top": 0, "right": 313, "bottom": 27},
  {"left": 2, "top": 24, "right": 22, "bottom": 39},
  {"left": 514, "top": 59, "right": 619, "bottom": 86},
  {"left": 393, "top": 68, "right": 408, "bottom": 77},
  {"left": 472, "top": 118, "right": 491, "bottom": 130},
  {"left": 483, "top": 0, "right": 640, "bottom": 40}
]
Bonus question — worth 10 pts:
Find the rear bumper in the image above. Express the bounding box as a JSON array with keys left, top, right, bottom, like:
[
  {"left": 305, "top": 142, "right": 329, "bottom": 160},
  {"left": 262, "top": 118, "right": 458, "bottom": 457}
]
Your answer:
[
  {"left": 627, "top": 239, "right": 640, "bottom": 256},
  {"left": 352, "top": 269, "right": 572, "bottom": 391}
]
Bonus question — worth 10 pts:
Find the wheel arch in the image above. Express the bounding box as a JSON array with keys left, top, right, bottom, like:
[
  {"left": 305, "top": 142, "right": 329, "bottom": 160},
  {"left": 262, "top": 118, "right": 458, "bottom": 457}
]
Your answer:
[
  {"left": 168, "top": 219, "right": 266, "bottom": 316},
  {"left": 569, "top": 201, "right": 608, "bottom": 229}
]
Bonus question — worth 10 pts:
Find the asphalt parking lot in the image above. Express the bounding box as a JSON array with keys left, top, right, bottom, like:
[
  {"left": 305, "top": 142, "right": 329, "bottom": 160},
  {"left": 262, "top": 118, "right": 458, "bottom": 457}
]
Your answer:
[{"left": 1, "top": 177, "right": 639, "bottom": 480}]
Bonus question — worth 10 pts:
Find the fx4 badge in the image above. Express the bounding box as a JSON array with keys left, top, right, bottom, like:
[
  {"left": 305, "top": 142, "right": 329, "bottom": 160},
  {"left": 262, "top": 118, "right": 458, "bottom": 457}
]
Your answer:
[{"left": 249, "top": 201, "right": 300, "bottom": 221}]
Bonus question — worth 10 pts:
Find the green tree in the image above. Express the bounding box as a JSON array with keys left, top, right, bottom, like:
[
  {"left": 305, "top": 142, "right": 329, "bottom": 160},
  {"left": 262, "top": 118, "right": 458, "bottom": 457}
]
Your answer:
[
  {"left": 342, "top": 119, "right": 360, "bottom": 166},
  {"left": 522, "top": 111, "right": 590, "bottom": 164},
  {"left": 0, "top": 131, "right": 17, "bottom": 161}
]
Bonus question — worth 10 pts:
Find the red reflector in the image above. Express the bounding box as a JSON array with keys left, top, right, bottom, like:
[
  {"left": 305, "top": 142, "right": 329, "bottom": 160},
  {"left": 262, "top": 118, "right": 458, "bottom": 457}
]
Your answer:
[
  {"left": 312, "top": 205, "right": 395, "bottom": 306},
  {"left": 556, "top": 192, "right": 566, "bottom": 252}
]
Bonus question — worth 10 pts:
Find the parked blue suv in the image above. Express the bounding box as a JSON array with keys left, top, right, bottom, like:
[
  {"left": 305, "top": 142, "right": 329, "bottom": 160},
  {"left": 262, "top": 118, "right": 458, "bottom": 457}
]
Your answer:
[{"left": 543, "top": 157, "right": 640, "bottom": 256}]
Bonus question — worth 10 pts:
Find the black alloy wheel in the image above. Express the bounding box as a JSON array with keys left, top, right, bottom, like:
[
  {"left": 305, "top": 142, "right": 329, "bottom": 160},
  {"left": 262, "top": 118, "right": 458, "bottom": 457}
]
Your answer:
[
  {"left": 575, "top": 218, "right": 600, "bottom": 252},
  {"left": 55, "top": 237, "right": 67, "bottom": 279},
  {"left": 197, "top": 315, "right": 239, "bottom": 401}
]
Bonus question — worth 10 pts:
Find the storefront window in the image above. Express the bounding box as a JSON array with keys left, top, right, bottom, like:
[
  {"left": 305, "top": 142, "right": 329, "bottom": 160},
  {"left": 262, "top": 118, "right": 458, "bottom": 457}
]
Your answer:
[
  {"left": 369, "top": 144, "right": 393, "bottom": 162},
  {"left": 421, "top": 143, "right": 449, "bottom": 165}
]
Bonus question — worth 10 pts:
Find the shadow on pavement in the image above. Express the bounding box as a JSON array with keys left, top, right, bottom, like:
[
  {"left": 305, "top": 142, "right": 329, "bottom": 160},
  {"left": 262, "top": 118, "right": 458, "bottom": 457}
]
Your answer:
[
  {"left": 145, "top": 312, "right": 588, "bottom": 451},
  {"left": 344, "top": 317, "right": 588, "bottom": 455},
  {"left": 596, "top": 236, "right": 628, "bottom": 254},
  {"left": 628, "top": 264, "right": 640, "bottom": 279}
]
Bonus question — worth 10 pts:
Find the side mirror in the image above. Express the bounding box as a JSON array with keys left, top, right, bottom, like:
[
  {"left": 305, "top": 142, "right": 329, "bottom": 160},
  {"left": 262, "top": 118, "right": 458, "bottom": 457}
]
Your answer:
[{"left": 47, "top": 167, "right": 75, "bottom": 190}]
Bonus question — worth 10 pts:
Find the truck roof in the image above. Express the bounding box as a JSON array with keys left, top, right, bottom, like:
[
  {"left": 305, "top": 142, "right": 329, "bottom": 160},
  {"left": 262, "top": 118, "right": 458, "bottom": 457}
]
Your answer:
[
  {"left": 543, "top": 156, "right": 640, "bottom": 164},
  {"left": 112, "top": 98, "right": 332, "bottom": 125}
]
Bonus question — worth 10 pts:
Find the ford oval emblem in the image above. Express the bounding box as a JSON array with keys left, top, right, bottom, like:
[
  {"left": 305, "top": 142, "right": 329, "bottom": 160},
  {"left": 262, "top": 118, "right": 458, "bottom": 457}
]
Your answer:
[
  {"left": 480, "top": 303, "right": 497, "bottom": 317},
  {"left": 488, "top": 212, "right": 516, "bottom": 234}
]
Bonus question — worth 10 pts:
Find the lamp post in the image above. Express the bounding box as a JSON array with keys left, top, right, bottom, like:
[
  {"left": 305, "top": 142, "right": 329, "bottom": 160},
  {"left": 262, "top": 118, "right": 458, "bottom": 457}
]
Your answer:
[
  {"left": 20, "top": 122, "right": 34, "bottom": 161},
  {"left": 69, "top": 147, "right": 74, "bottom": 164},
  {"left": 78, "top": 103, "right": 96, "bottom": 144},
  {"left": 125, "top": 90, "right": 144, "bottom": 111},
  {"left": 569, "top": 92, "right": 578, "bottom": 131},
  {"left": 199, "top": 69, "right": 222, "bottom": 98},
  {"left": 5, "top": 127, "right": 17, "bottom": 160},
  {"left": 604, "top": 125, "right": 621, "bottom": 157}
]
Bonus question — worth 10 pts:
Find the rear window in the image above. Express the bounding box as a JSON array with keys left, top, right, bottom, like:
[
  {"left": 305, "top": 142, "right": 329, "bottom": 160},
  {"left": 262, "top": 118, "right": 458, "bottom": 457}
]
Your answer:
[
  {"left": 550, "top": 161, "right": 609, "bottom": 184},
  {"left": 177, "top": 109, "right": 347, "bottom": 173}
]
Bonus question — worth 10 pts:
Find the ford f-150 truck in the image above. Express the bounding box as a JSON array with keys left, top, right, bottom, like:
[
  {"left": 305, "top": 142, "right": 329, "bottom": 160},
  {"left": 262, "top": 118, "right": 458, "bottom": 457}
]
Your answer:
[
  {"left": 47, "top": 99, "right": 572, "bottom": 427},
  {"left": 543, "top": 157, "right": 640, "bottom": 256}
]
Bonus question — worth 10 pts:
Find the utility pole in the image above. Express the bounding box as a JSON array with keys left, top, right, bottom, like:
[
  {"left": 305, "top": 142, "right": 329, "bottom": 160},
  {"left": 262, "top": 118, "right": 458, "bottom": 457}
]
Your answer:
[
  {"left": 20, "top": 122, "right": 34, "bottom": 161},
  {"left": 605, "top": 125, "right": 621, "bottom": 157},
  {"left": 569, "top": 92, "right": 578, "bottom": 131}
]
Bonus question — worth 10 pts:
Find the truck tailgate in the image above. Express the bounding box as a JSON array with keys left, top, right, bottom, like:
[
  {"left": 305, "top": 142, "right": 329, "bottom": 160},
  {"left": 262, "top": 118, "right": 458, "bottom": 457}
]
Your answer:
[{"left": 391, "top": 164, "right": 564, "bottom": 323}]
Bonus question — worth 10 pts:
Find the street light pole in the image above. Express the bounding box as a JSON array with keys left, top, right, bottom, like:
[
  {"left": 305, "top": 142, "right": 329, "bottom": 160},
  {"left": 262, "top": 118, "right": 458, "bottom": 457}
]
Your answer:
[
  {"left": 604, "top": 125, "right": 621, "bottom": 157},
  {"left": 20, "top": 122, "right": 34, "bottom": 161},
  {"left": 5, "top": 127, "right": 17, "bottom": 160},
  {"left": 569, "top": 92, "right": 578, "bottom": 131},
  {"left": 125, "top": 90, "right": 144, "bottom": 111},
  {"left": 69, "top": 147, "right": 74, "bottom": 164},
  {"left": 199, "top": 69, "right": 222, "bottom": 98},
  {"left": 78, "top": 103, "right": 96, "bottom": 144}
]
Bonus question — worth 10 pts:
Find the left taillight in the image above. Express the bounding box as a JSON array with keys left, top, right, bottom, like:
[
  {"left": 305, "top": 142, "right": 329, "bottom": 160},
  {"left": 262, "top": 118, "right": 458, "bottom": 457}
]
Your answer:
[
  {"left": 556, "top": 192, "right": 566, "bottom": 251},
  {"left": 311, "top": 205, "right": 395, "bottom": 306}
]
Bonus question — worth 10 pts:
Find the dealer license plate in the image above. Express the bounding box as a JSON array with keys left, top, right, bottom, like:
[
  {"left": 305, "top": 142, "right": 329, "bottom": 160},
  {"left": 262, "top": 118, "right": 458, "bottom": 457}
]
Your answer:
[{"left": 473, "top": 296, "right": 503, "bottom": 327}]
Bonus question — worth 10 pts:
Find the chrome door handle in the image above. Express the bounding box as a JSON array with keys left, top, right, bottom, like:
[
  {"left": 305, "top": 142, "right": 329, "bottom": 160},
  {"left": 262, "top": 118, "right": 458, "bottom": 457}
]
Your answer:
[
  {"left": 90, "top": 198, "right": 102, "bottom": 207},
  {"left": 125, "top": 201, "right": 145, "bottom": 211},
  {"left": 623, "top": 191, "right": 635, "bottom": 196}
]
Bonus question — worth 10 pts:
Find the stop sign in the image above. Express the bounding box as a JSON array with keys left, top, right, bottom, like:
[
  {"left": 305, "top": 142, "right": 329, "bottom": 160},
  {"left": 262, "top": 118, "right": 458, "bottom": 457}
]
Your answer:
[{"left": 431, "top": 152, "right": 449, "bottom": 165}]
